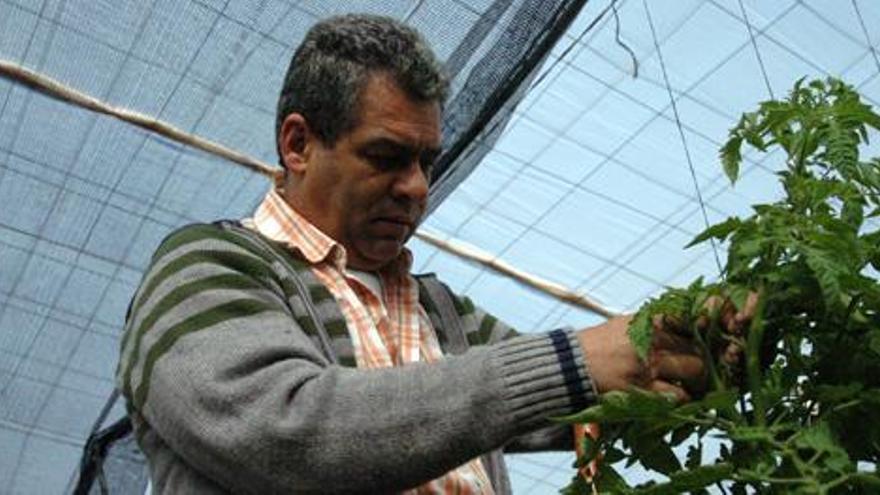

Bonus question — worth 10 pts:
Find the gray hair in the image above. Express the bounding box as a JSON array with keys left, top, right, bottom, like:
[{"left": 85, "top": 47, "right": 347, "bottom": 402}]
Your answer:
[{"left": 276, "top": 14, "right": 448, "bottom": 151}]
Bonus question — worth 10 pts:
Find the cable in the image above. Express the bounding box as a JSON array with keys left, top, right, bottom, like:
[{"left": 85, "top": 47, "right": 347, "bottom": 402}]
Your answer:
[
  {"left": 612, "top": 1, "right": 638, "bottom": 78},
  {"left": 528, "top": 0, "right": 628, "bottom": 92},
  {"left": 643, "top": 0, "right": 724, "bottom": 277},
  {"left": 852, "top": 0, "right": 880, "bottom": 74},
  {"left": 737, "top": 0, "right": 774, "bottom": 99}
]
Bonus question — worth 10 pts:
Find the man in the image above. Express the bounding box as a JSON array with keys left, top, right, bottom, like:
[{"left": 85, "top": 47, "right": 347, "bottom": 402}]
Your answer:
[{"left": 117, "top": 14, "right": 719, "bottom": 494}]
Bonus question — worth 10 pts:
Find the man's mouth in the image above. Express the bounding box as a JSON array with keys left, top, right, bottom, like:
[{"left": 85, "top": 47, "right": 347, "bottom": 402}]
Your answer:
[
  {"left": 378, "top": 216, "right": 412, "bottom": 227},
  {"left": 373, "top": 217, "right": 413, "bottom": 237}
]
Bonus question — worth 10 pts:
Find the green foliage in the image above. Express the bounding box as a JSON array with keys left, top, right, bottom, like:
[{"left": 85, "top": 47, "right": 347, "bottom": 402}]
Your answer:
[{"left": 560, "top": 78, "right": 880, "bottom": 493}]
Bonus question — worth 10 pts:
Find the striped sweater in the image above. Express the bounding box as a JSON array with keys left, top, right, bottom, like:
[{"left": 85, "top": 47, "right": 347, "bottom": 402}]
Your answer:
[{"left": 116, "top": 222, "right": 597, "bottom": 494}]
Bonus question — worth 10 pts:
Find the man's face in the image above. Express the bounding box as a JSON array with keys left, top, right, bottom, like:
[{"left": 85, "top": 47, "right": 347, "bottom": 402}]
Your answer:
[{"left": 287, "top": 74, "right": 441, "bottom": 270}]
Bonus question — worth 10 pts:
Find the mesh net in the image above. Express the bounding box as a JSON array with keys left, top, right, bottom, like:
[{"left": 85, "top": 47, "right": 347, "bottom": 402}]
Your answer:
[{"left": 0, "top": 1, "right": 584, "bottom": 493}]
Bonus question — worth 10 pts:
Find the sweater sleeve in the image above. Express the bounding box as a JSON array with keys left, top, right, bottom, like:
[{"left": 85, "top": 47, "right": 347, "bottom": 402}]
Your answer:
[
  {"left": 433, "top": 281, "right": 593, "bottom": 454},
  {"left": 117, "top": 225, "right": 596, "bottom": 494}
]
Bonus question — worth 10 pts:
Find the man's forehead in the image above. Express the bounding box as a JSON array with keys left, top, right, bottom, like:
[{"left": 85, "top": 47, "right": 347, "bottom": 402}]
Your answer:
[{"left": 354, "top": 74, "right": 442, "bottom": 147}]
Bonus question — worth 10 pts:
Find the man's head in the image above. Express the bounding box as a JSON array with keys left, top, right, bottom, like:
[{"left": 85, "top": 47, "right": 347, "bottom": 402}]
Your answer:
[
  {"left": 276, "top": 15, "right": 448, "bottom": 271},
  {"left": 276, "top": 14, "right": 448, "bottom": 149}
]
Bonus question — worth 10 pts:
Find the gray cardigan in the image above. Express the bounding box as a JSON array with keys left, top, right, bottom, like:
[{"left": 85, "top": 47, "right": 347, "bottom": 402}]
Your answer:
[{"left": 116, "top": 222, "right": 597, "bottom": 493}]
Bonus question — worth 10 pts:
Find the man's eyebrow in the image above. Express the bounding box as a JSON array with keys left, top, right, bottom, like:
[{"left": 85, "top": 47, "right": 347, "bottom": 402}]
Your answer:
[
  {"left": 360, "top": 138, "right": 410, "bottom": 152},
  {"left": 361, "top": 138, "right": 440, "bottom": 158}
]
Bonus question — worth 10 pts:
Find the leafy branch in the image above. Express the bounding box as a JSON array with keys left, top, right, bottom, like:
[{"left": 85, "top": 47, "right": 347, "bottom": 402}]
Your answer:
[{"left": 560, "top": 78, "right": 880, "bottom": 494}]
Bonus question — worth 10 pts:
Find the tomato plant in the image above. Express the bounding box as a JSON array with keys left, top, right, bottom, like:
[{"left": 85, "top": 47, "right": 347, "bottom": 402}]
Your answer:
[{"left": 560, "top": 78, "right": 880, "bottom": 494}]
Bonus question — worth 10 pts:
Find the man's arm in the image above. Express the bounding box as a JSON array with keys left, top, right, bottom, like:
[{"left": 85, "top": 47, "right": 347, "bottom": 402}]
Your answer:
[
  {"left": 438, "top": 282, "right": 713, "bottom": 452},
  {"left": 426, "top": 285, "right": 580, "bottom": 453},
  {"left": 117, "top": 226, "right": 596, "bottom": 493}
]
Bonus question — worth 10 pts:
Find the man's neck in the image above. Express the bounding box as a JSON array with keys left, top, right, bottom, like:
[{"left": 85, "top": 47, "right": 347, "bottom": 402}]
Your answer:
[{"left": 347, "top": 268, "right": 383, "bottom": 301}]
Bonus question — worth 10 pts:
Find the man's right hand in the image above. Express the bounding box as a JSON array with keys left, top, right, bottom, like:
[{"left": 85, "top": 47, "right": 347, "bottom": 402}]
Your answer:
[{"left": 576, "top": 315, "right": 706, "bottom": 402}]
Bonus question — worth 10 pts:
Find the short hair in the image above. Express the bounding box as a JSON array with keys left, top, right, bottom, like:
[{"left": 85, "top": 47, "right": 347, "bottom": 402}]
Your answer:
[{"left": 276, "top": 14, "right": 448, "bottom": 152}]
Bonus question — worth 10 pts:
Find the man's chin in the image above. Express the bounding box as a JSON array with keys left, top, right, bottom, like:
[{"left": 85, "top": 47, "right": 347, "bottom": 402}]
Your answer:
[{"left": 350, "top": 240, "right": 405, "bottom": 270}]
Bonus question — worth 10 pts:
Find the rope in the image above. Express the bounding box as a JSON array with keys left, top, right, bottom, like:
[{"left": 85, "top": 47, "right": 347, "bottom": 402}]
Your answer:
[
  {"left": 0, "top": 59, "right": 278, "bottom": 178},
  {"left": 643, "top": 0, "right": 724, "bottom": 277},
  {"left": 0, "top": 58, "right": 617, "bottom": 317},
  {"left": 415, "top": 229, "right": 617, "bottom": 317}
]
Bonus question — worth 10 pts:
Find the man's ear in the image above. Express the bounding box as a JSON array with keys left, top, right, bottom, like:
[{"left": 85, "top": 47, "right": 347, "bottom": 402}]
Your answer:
[{"left": 279, "top": 113, "right": 313, "bottom": 174}]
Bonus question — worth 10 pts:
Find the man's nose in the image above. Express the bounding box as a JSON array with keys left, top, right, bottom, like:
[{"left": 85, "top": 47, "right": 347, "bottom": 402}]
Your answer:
[{"left": 392, "top": 160, "right": 429, "bottom": 203}]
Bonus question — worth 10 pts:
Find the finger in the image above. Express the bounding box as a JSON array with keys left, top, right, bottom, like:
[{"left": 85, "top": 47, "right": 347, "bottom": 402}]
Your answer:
[
  {"left": 653, "top": 313, "right": 694, "bottom": 337},
  {"left": 735, "top": 291, "right": 760, "bottom": 324},
  {"left": 653, "top": 352, "right": 705, "bottom": 381},
  {"left": 652, "top": 351, "right": 708, "bottom": 397},
  {"left": 695, "top": 313, "right": 710, "bottom": 331},
  {"left": 721, "top": 342, "right": 743, "bottom": 365},
  {"left": 721, "top": 299, "right": 741, "bottom": 333},
  {"left": 651, "top": 329, "right": 702, "bottom": 355},
  {"left": 648, "top": 380, "right": 690, "bottom": 403},
  {"left": 704, "top": 295, "right": 723, "bottom": 312},
  {"left": 696, "top": 295, "right": 725, "bottom": 326}
]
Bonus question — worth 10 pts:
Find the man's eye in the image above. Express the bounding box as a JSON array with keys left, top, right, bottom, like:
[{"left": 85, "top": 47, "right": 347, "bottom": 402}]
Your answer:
[
  {"left": 420, "top": 150, "right": 439, "bottom": 172},
  {"left": 366, "top": 153, "right": 409, "bottom": 170},
  {"left": 420, "top": 159, "right": 434, "bottom": 177}
]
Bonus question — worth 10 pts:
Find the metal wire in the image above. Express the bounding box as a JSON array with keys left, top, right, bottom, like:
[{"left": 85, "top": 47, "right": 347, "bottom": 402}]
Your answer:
[
  {"left": 643, "top": 0, "right": 724, "bottom": 277},
  {"left": 852, "top": 0, "right": 880, "bottom": 74},
  {"left": 612, "top": 1, "right": 638, "bottom": 78},
  {"left": 528, "top": 0, "right": 632, "bottom": 92},
  {"left": 737, "top": 0, "right": 774, "bottom": 99}
]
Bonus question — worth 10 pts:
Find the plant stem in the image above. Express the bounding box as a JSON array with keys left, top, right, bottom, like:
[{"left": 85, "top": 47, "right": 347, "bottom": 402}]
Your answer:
[
  {"left": 821, "top": 473, "right": 856, "bottom": 492},
  {"left": 734, "top": 471, "right": 811, "bottom": 485},
  {"left": 670, "top": 412, "right": 735, "bottom": 431},
  {"left": 697, "top": 316, "right": 725, "bottom": 393},
  {"left": 745, "top": 287, "right": 768, "bottom": 426}
]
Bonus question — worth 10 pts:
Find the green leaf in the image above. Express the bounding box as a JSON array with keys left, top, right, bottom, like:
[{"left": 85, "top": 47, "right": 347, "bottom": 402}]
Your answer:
[
  {"left": 556, "top": 389, "right": 678, "bottom": 424},
  {"left": 720, "top": 136, "right": 743, "bottom": 184},
  {"left": 685, "top": 217, "right": 741, "bottom": 249},
  {"left": 853, "top": 473, "right": 880, "bottom": 488},
  {"left": 604, "top": 446, "right": 627, "bottom": 464},
  {"left": 675, "top": 389, "right": 738, "bottom": 416},
  {"left": 594, "top": 464, "right": 632, "bottom": 494},
  {"left": 793, "top": 422, "right": 853, "bottom": 474},
  {"left": 629, "top": 464, "right": 734, "bottom": 495},
  {"left": 670, "top": 424, "right": 694, "bottom": 446},
  {"left": 628, "top": 309, "right": 653, "bottom": 361},
  {"left": 869, "top": 330, "right": 880, "bottom": 357},
  {"left": 841, "top": 195, "right": 865, "bottom": 229},
  {"left": 666, "top": 463, "right": 734, "bottom": 492},
  {"left": 685, "top": 444, "right": 702, "bottom": 469},
  {"left": 821, "top": 119, "right": 859, "bottom": 168},
  {"left": 727, "top": 426, "right": 774, "bottom": 443},
  {"left": 559, "top": 472, "right": 592, "bottom": 495},
  {"left": 802, "top": 245, "right": 847, "bottom": 312},
  {"left": 810, "top": 383, "right": 863, "bottom": 403},
  {"left": 629, "top": 434, "right": 681, "bottom": 475}
]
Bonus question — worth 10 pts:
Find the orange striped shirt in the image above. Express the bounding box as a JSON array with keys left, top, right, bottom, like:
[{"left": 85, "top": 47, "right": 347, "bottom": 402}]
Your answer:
[{"left": 251, "top": 186, "right": 494, "bottom": 495}]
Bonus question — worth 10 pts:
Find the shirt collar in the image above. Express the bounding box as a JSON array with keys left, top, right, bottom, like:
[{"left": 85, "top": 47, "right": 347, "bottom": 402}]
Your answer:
[{"left": 251, "top": 183, "right": 414, "bottom": 277}]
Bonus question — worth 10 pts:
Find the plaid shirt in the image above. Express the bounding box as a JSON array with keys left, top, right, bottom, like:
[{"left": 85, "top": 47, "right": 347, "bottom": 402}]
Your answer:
[{"left": 251, "top": 186, "right": 494, "bottom": 495}]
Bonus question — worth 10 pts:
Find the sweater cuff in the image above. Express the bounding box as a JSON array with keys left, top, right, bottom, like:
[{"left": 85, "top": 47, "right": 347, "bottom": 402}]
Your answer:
[{"left": 490, "top": 329, "right": 597, "bottom": 432}]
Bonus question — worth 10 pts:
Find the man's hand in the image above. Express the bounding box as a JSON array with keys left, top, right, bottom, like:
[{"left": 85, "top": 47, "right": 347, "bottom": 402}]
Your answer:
[
  {"left": 703, "top": 290, "right": 760, "bottom": 387},
  {"left": 577, "top": 315, "right": 705, "bottom": 402},
  {"left": 577, "top": 292, "right": 759, "bottom": 402}
]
